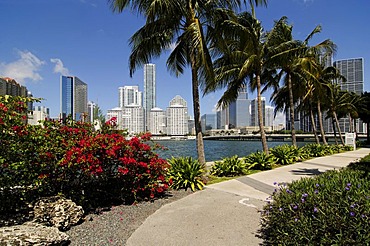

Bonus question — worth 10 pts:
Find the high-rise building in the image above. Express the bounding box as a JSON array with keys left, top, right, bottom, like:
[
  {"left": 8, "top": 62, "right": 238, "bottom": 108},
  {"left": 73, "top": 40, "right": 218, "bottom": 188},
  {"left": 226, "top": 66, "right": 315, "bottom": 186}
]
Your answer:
[
  {"left": 229, "top": 86, "right": 251, "bottom": 128},
  {"left": 0, "top": 77, "right": 28, "bottom": 97},
  {"left": 265, "top": 106, "right": 274, "bottom": 127},
  {"left": 333, "top": 58, "right": 365, "bottom": 133},
  {"left": 251, "top": 97, "right": 266, "bottom": 126},
  {"left": 107, "top": 106, "right": 145, "bottom": 134},
  {"left": 60, "top": 76, "right": 88, "bottom": 121},
  {"left": 119, "top": 85, "right": 142, "bottom": 107},
  {"left": 201, "top": 114, "right": 217, "bottom": 132},
  {"left": 334, "top": 58, "right": 364, "bottom": 95},
  {"left": 144, "top": 64, "right": 156, "bottom": 130},
  {"left": 166, "top": 95, "right": 188, "bottom": 136},
  {"left": 149, "top": 107, "right": 166, "bottom": 135}
]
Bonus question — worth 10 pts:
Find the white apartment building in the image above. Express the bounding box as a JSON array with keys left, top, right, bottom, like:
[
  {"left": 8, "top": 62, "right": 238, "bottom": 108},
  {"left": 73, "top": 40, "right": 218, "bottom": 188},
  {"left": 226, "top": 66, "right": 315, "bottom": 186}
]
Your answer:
[
  {"left": 149, "top": 107, "right": 166, "bottom": 135},
  {"left": 166, "top": 95, "right": 188, "bottom": 136},
  {"left": 107, "top": 106, "right": 145, "bottom": 134},
  {"left": 265, "top": 105, "right": 274, "bottom": 127},
  {"left": 28, "top": 106, "right": 50, "bottom": 125},
  {"left": 118, "top": 85, "right": 142, "bottom": 107}
]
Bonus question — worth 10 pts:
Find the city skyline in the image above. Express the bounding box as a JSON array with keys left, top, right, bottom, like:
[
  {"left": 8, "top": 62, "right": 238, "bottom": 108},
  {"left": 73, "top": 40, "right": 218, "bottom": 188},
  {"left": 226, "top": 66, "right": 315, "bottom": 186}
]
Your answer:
[{"left": 0, "top": 1, "right": 369, "bottom": 123}]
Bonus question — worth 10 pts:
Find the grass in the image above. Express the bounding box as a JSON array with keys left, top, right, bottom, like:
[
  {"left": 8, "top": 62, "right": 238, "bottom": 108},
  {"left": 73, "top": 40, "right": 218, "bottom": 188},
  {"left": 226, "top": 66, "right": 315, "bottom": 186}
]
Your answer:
[{"left": 205, "top": 169, "right": 261, "bottom": 185}]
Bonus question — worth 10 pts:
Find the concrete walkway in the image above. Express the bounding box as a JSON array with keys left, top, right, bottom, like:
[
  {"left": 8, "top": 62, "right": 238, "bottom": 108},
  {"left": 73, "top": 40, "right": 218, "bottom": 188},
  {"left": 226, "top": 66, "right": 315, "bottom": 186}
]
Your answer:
[{"left": 126, "top": 148, "right": 370, "bottom": 246}]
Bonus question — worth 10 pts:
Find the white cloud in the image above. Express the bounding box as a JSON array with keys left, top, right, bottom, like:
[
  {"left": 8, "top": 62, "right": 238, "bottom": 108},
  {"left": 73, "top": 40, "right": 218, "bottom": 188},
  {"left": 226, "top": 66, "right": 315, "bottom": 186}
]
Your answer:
[
  {"left": 0, "top": 50, "right": 45, "bottom": 85},
  {"left": 50, "top": 58, "right": 70, "bottom": 75},
  {"left": 80, "top": 0, "right": 97, "bottom": 7}
]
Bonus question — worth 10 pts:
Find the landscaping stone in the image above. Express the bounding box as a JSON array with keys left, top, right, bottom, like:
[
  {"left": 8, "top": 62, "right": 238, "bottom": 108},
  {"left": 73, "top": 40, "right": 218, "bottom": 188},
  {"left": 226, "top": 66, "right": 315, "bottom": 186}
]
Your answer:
[
  {"left": 0, "top": 221, "right": 70, "bottom": 245},
  {"left": 33, "top": 196, "right": 84, "bottom": 231}
]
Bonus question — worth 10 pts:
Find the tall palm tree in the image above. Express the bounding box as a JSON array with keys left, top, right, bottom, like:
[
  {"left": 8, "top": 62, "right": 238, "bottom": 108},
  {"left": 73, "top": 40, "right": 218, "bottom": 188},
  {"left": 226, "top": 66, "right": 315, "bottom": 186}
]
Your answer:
[
  {"left": 109, "top": 0, "right": 267, "bottom": 165},
  {"left": 205, "top": 11, "right": 290, "bottom": 153},
  {"left": 269, "top": 22, "right": 335, "bottom": 147}
]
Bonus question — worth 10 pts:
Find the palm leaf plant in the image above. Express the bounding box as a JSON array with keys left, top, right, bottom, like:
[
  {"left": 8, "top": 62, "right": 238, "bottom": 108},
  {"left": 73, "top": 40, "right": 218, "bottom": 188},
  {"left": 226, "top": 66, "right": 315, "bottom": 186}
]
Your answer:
[{"left": 167, "top": 157, "right": 205, "bottom": 191}]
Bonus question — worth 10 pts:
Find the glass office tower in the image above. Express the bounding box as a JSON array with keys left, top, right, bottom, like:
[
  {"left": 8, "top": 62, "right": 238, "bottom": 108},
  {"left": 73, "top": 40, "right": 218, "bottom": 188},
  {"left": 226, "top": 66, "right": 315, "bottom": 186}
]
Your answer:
[{"left": 60, "top": 76, "right": 87, "bottom": 121}]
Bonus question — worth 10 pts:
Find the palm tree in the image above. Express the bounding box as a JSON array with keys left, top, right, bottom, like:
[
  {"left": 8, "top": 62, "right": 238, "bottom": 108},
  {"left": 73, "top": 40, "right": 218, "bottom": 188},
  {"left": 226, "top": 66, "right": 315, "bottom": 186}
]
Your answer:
[
  {"left": 205, "top": 12, "right": 292, "bottom": 153},
  {"left": 109, "top": 0, "right": 267, "bottom": 165},
  {"left": 358, "top": 92, "right": 370, "bottom": 143}
]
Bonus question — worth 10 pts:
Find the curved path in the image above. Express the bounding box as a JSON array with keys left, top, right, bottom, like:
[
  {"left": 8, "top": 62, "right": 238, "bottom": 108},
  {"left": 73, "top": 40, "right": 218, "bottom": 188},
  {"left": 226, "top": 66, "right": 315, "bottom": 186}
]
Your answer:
[{"left": 126, "top": 148, "right": 370, "bottom": 246}]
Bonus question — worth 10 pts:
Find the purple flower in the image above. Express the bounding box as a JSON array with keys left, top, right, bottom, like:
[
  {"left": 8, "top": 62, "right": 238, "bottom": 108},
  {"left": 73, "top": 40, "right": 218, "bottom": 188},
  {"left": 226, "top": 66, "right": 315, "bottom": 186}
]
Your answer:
[
  {"left": 347, "top": 183, "right": 351, "bottom": 187},
  {"left": 315, "top": 184, "right": 320, "bottom": 187},
  {"left": 294, "top": 218, "right": 298, "bottom": 222},
  {"left": 293, "top": 205, "right": 298, "bottom": 210},
  {"left": 314, "top": 190, "right": 319, "bottom": 194},
  {"left": 302, "top": 193, "right": 308, "bottom": 198},
  {"left": 314, "top": 207, "right": 318, "bottom": 213},
  {"left": 350, "top": 204, "right": 356, "bottom": 209},
  {"left": 301, "top": 198, "right": 305, "bottom": 203},
  {"left": 361, "top": 214, "right": 366, "bottom": 218},
  {"left": 286, "top": 189, "right": 292, "bottom": 194},
  {"left": 279, "top": 207, "right": 283, "bottom": 212},
  {"left": 350, "top": 212, "right": 355, "bottom": 217},
  {"left": 345, "top": 187, "right": 350, "bottom": 191},
  {"left": 273, "top": 182, "right": 277, "bottom": 186}
]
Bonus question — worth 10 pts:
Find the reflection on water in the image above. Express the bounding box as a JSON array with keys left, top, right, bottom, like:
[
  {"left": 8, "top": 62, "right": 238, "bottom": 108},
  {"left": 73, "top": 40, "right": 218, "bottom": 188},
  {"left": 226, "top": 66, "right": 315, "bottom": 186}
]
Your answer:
[{"left": 154, "top": 140, "right": 306, "bottom": 162}]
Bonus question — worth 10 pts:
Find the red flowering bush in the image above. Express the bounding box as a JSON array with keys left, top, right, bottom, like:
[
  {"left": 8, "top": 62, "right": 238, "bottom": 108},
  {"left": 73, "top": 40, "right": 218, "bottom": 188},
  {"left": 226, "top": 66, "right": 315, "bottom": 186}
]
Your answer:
[{"left": 0, "top": 95, "right": 170, "bottom": 216}]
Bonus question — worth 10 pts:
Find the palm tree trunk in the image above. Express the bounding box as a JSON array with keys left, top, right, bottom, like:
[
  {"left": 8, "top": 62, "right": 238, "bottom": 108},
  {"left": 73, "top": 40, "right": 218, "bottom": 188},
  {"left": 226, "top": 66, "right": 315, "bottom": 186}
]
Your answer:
[
  {"left": 256, "top": 75, "right": 268, "bottom": 153},
  {"left": 317, "top": 100, "right": 327, "bottom": 145},
  {"left": 287, "top": 74, "right": 297, "bottom": 146},
  {"left": 309, "top": 107, "right": 320, "bottom": 144},
  {"left": 190, "top": 56, "right": 206, "bottom": 165},
  {"left": 333, "top": 111, "right": 345, "bottom": 145},
  {"left": 332, "top": 118, "right": 338, "bottom": 145},
  {"left": 349, "top": 114, "right": 353, "bottom": 133}
]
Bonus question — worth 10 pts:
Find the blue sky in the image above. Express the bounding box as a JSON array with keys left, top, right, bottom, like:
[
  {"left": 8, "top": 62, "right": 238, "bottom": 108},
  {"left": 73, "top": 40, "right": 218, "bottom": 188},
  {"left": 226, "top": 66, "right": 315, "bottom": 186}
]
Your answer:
[{"left": 0, "top": 0, "right": 369, "bottom": 122}]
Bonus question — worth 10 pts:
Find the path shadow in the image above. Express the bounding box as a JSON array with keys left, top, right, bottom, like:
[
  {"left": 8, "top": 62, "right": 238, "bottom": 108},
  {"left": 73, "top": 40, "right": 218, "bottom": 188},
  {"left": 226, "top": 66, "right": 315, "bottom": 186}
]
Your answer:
[{"left": 290, "top": 168, "right": 323, "bottom": 176}]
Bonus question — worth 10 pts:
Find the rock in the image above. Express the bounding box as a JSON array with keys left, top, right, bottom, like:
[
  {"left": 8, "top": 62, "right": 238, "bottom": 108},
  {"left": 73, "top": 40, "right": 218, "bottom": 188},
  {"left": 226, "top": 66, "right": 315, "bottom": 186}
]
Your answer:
[
  {"left": 33, "top": 196, "right": 84, "bottom": 231},
  {"left": 0, "top": 221, "right": 70, "bottom": 245}
]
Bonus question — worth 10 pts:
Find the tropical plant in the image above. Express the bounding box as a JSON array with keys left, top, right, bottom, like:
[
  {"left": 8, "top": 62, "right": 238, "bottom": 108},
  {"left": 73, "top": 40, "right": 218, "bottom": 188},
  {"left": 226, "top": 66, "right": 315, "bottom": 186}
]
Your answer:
[
  {"left": 244, "top": 151, "right": 275, "bottom": 170},
  {"left": 0, "top": 96, "right": 170, "bottom": 215},
  {"left": 167, "top": 157, "right": 205, "bottom": 191},
  {"left": 270, "top": 144, "right": 299, "bottom": 165},
  {"left": 206, "top": 10, "right": 289, "bottom": 154},
  {"left": 358, "top": 92, "right": 370, "bottom": 143},
  {"left": 259, "top": 163, "right": 370, "bottom": 245},
  {"left": 108, "top": 0, "right": 268, "bottom": 165},
  {"left": 210, "top": 155, "right": 247, "bottom": 177}
]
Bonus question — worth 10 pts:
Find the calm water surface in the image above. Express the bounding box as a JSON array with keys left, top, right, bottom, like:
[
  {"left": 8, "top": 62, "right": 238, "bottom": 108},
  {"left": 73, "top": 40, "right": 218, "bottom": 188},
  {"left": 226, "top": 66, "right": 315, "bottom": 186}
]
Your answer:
[{"left": 154, "top": 140, "right": 306, "bottom": 162}]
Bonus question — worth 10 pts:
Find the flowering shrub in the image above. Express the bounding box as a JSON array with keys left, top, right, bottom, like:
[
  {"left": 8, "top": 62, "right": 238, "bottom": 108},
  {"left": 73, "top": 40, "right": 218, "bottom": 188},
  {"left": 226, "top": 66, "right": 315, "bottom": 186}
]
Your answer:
[
  {"left": 259, "top": 157, "right": 370, "bottom": 245},
  {"left": 0, "top": 96, "right": 169, "bottom": 215}
]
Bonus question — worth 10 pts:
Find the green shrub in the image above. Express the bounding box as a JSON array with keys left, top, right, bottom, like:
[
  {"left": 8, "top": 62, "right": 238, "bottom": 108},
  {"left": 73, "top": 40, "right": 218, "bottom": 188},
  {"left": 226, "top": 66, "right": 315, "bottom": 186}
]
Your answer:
[
  {"left": 210, "top": 155, "right": 247, "bottom": 177},
  {"left": 259, "top": 167, "right": 370, "bottom": 245},
  {"left": 0, "top": 96, "right": 170, "bottom": 218},
  {"left": 270, "top": 145, "right": 298, "bottom": 165},
  {"left": 167, "top": 157, "right": 205, "bottom": 191},
  {"left": 244, "top": 151, "right": 275, "bottom": 170}
]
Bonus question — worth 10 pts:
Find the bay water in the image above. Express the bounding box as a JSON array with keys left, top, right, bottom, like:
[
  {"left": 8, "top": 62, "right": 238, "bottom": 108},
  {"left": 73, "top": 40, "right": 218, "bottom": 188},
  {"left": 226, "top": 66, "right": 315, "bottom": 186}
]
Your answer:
[{"left": 154, "top": 140, "right": 305, "bottom": 162}]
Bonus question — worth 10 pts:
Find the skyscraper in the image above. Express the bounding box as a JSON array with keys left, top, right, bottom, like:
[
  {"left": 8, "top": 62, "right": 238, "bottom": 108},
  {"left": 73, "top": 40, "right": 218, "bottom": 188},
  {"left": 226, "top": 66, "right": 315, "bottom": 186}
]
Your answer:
[
  {"left": 60, "top": 76, "right": 88, "bottom": 121},
  {"left": 229, "top": 86, "right": 251, "bottom": 128},
  {"left": 166, "top": 95, "right": 188, "bottom": 136},
  {"left": 118, "top": 85, "right": 142, "bottom": 107},
  {"left": 149, "top": 107, "right": 166, "bottom": 135},
  {"left": 251, "top": 97, "right": 266, "bottom": 126},
  {"left": 334, "top": 58, "right": 364, "bottom": 95},
  {"left": 144, "top": 64, "right": 156, "bottom": 130},
  {"left": 333, "top": 57, "right": 365, "bottom": 133}
]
